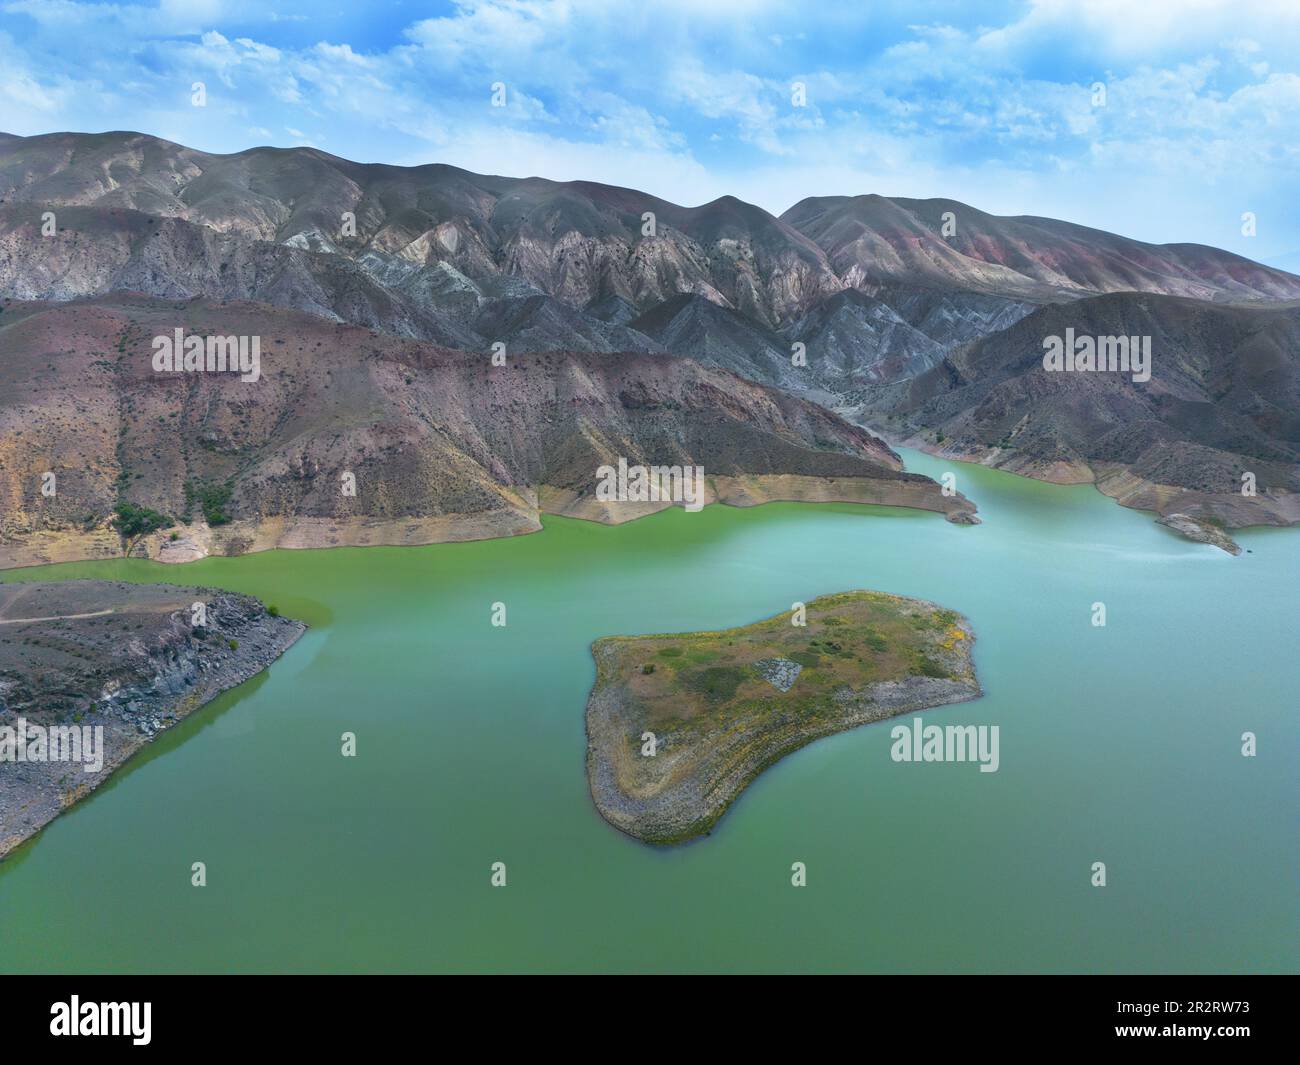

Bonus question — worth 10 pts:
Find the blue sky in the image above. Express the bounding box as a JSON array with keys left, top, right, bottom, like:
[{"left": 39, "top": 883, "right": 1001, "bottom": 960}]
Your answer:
[{"left": 2, "top": 0, "right": 1297, "bottom": 269}]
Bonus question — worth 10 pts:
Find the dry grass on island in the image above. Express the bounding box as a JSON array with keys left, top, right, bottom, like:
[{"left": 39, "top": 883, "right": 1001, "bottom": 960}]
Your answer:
[{"left": 585, "top": 590, "right": 981, "bottom": 845}]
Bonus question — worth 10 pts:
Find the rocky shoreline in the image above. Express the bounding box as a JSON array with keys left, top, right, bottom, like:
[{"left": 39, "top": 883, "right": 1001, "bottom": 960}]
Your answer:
[
  {"left": 0, "top": 474, "right": 977, "bottom": 570},
  {"left": 0, "top": 581, "right": 304, "bottom": 859},
  {"left": 868, "top": 426, "right": 1295, "bottom": 554},
  {"left": 585, "top": 591, "right": 982, "bottom": 845},
  {"left": 1154, "top": 513, "right": 1243, "bottom": 555}
]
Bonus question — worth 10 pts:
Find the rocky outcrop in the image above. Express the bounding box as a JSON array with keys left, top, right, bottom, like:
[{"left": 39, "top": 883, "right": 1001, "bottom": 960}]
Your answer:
[
  {"left": 1155, "top": 513, "right": 1242, "bottom": 555},
  {"left": 0, "top": 132, "right": 844, "bottom": 328}
]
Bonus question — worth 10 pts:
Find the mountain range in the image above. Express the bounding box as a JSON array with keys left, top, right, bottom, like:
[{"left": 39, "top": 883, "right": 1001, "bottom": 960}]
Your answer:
[{"left": 0, "top": 129, "right": 1296, "bottom": 558}]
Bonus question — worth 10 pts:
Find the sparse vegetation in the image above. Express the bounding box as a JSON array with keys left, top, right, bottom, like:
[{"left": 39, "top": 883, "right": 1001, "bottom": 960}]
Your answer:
[
  {"left": 683, "top": 665, "right": 746, "bottom": 702},
  {"left": 185, "top": 479, "right": 235, "bottom": 526},
  {"left": 112, "top": 502, "right": 172, "bottom": 556},
  {"left": 587, "top": 591, "right": 980, "bottom": 844}
]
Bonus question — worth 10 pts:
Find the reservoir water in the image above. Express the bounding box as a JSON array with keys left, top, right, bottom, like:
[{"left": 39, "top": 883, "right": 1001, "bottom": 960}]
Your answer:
[{"left": 1, "top": 449, "right": 1294, "bottom": 972}]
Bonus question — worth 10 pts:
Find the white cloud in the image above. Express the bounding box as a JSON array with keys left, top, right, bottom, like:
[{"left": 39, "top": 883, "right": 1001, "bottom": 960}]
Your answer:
[{"left": 0, "top": 0, "right": 1296, "bottom": 263}]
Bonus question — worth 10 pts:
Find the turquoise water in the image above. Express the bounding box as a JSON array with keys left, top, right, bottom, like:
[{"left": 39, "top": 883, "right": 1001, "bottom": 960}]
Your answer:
[{"left": 0, "top": 450, "right": 1295, "bottom": 973}]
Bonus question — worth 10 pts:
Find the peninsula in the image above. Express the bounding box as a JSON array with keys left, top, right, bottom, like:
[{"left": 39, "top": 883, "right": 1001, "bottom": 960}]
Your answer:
[{"left": 0, "top": 580, "right": 303, "bottom": 859}]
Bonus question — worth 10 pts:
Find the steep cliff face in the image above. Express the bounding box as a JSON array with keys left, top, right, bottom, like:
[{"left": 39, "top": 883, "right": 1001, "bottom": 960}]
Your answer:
[
  {"left": 0, "top": 293, "right": 974, "bottom": 567},
  {"left": 0, "top": 203, "right": 674, "bottom": 356},
  {"left": 0, "top": 580, "right": 304, "bottom": 858}
]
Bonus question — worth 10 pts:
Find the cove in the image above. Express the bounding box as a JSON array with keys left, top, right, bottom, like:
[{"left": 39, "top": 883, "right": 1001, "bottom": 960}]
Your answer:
[{"left": 0, "top": 448, "right": 1294, "bottom": 973}]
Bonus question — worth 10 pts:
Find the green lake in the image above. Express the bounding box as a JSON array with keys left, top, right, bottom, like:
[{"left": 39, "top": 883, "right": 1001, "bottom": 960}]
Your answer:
[{"left": 1, "top": 449, "right": 1295, "bottom": 973}]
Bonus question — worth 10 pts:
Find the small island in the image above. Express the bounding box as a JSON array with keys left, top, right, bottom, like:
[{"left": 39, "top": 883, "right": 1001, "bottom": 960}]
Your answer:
[{"left": 586, "top": 591, "right": 981, "bottom": 844}]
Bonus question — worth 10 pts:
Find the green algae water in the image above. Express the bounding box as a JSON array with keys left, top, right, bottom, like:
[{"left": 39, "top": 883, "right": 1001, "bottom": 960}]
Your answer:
[{"left": 1, "top": 450, "right": 1295, "bottom": 973}]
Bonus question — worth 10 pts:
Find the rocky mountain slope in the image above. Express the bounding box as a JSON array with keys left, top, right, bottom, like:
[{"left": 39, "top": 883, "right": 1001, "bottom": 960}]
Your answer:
[
  {"left": 849, "top": 292, "right": 1300, "bottom": 538},
  {"left": 0, "top": 131, "right": 839, "bottom": 329},
  {"left": 4, "top": 131, "right": 1296, "bottom": 386},
  {"left": 0, "top": 203, "right": 656, "bottom": 355},
  {"left": 0, "top": 293, "right": 975, "bottom": 568},
  {"left": 782, "top": 194, "right": 1300, "bottom": 303}
]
